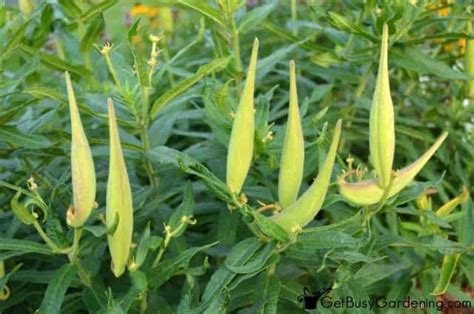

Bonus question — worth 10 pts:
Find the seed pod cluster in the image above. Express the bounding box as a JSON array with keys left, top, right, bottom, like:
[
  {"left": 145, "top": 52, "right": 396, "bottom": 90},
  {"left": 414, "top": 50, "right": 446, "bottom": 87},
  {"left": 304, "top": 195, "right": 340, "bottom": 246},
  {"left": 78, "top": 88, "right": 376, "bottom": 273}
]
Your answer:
[
  {"left": 225, "top": 42, "right": 342, "bottom": 233},
  {"left": 271, "top": 120, "right": 342, "bottom": 232},
  {"left": 337, "top": 24, "right": 448, "bottom": 206}
]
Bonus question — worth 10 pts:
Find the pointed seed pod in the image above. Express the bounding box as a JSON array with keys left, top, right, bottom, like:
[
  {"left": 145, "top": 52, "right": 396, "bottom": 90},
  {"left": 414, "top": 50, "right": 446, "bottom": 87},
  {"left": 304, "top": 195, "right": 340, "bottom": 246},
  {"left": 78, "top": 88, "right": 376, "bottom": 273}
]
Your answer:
[
  {"left": 270, "top": 120, "right": 342, "bottom": 232},
  {"left": 435, "top": 186, "right": 469, "bottom": 217},
  {"left": 65, "top": 72, "right": 96, "bottom": 228},
  {"left": 278, "top": 60, "right": 305, "bottom": 208},
  {"left": 338, "top": 131, "right": 448, "bottom": 205},
  {"left": 370, "top": 24, "right": 395, "bottom": 189},
  {"left": 107, "top": 98, "right": 133, "bottom": 277},
  {"left": 431, "top": 253, "right": 461, "bottom": 295},
  {"left": 465, "top": 21, "right": 474, "bottom": 99},
  {"left": 226, "top": 38, "right": 259, "bottom": 194}
]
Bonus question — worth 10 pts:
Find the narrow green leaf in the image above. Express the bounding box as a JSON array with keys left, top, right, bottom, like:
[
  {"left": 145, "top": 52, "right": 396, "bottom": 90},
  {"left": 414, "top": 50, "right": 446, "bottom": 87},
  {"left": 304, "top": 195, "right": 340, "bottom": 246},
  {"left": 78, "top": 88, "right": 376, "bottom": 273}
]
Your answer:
[
  {"left": 80, "top": 0, "right": 117, "bottom": 22},
  {"left": 253, "top": 212, "right": 290, "bottom": 243},
  {"left": 226, "top": 242, "right": 276, "bottom": 274},
  {"left": 38, "top": 264, "right": 76, "bottom": 314},
  {"left": 238, "top": 2, "right": 276, "bottom": 34},
  {"left": 391, "top": 47, "right": 472, "bottom": 80},
  {"left": 150, "top": 57, "right": 231, "bottom": 118},
  {"left": 0, "top": 239, "right": 53, "bottom": 255},
  {"left": 148, "top": 242, "right": 217, "bottom": 289},
  {"left": 0, "top": 126, "right": 52, "bottom": 149},
  {"left": 176, "top": 0, "right": 225, "bottom": 26}
]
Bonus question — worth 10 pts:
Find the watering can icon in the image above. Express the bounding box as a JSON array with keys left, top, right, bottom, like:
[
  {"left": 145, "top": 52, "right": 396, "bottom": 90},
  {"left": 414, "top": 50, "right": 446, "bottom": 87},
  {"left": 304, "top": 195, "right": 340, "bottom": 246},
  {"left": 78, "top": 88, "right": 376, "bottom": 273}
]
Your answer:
[{"left": 297, "top": 287, "right": 332, "bottom": 310}]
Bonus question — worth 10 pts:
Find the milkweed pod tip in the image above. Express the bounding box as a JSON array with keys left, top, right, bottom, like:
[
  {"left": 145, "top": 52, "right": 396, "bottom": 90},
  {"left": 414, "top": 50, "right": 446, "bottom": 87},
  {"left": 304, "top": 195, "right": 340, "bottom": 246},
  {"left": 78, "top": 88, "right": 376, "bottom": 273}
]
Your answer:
[
  {"left": 226, "top": 38, "right": 259, "bottom": 194},
  {"left": 65, "top": 72, "right": 96, "bottom": 228},
  {"left": 106, "top": 98, "right": 134, "bottom": 277},
  {"left": 278, "top": 60, "right": 305, "bottom": 208}
]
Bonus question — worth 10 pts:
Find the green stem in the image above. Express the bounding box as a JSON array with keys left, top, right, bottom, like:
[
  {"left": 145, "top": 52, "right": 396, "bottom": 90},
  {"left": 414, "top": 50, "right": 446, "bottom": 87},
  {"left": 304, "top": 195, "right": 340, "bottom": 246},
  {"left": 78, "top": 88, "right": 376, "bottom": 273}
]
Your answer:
[
  {"left": 229, "top": 15, "right": 242, "bottom": 94},
  {"left": 162, "top": 40, "right": 175, "bottom": 86},
  {"left": 32, "top": 220, "right": 70, "bottom": 254},
  {"left": 140, "top": 127, "right": 157, "bottom": 189},
  {"left": 68, "top": 228, "right": 82, "bottom": 262},
  {"left": 291, "top": 0, "right": 297, "bottom": 36},
  {"left": 104, "top": 52, "right": 123, "bottom": 92},
  {"left": 140, "top": 291, "right": 148, "bottom": 314}
]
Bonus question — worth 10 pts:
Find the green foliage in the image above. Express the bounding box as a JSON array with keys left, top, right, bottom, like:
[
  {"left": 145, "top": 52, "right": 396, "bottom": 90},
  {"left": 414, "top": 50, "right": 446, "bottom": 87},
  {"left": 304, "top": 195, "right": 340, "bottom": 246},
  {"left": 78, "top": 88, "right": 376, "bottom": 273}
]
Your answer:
[{"left": 0, "top": 0, "right": 473, "bottom": 313}]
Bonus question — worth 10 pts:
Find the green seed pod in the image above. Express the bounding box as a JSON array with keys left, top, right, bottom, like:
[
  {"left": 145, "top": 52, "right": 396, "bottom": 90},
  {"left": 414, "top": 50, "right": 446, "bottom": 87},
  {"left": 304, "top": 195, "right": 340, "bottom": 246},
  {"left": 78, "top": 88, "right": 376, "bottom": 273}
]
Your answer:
[
  {"left": 65, "top": 72, "right": 96, "bottom": 228},
  {"left": 338, "top": 131, "right": 448, "bottom": 205},
  {"left": 370, "top": 24, "right": 395, "bottom": 189},
  {"left": 431, "top": 253, "right": 461, "bottom": 295},
  {"left": 278, "top": 60, "right": 305, "bottom": 208},
  {"left": 270, "top": 120, "right": 341, "bottom": 233},
  {"left": 226, "top": 38, "right": 259, "bottom": 194},
  {"left": 465, "top": 21, "right": 474, "bottom": 99},
  {"left": 107, "top": 98, "right": 133, "bottom": 278}
]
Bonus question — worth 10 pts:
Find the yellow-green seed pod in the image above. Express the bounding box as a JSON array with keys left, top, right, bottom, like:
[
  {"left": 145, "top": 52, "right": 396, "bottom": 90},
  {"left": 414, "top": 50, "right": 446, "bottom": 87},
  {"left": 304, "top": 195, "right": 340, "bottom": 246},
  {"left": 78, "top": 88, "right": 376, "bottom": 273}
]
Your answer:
[
  {"left": 19, "top": 0, "right": 36, "bottom": 17},
  {"left": 465, "top": 21, "right": 474, "bottom": 99},
  {"left": 0, "top": 261, "right": 9, "bottom": 301},
  {"left": 338, "top": 131, "right": 448, "bottom": 205},
  {"left": 107, "top": 98, "right": 133, "bottom": 278},
  {"left": 278, "top": 60, "right": 305, "bottom": 208},
  {"left": 270, "top": 120, "right": 342, "bottom": 233},
  {"left": 435, "top": 186, "right": 469, "bottom": 217},
  {"left": 226, "top": 38, "right": 259, "bottom": 194},
  {"left": 431, "top": 253, "right": 461, "bottom": 295},
  {"left": 370, "top": 24, "right": 395, "bottom": 189},
  {"left": 65, "top": 72, "right": 96, "bottom": 228}
]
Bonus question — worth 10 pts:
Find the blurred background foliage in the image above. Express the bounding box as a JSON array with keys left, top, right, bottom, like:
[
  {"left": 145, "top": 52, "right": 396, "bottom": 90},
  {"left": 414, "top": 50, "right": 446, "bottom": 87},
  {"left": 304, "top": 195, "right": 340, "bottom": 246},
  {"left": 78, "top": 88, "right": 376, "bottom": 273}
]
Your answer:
[{"left": 0, "top": 0, "right": 473, "bottom": 313}]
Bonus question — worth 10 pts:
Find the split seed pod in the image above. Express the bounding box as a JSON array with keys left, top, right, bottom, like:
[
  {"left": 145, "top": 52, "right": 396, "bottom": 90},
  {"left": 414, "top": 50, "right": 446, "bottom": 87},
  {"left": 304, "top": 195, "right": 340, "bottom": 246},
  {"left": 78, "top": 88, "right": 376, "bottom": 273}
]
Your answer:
[
  {"left": 270, "top": 120, "right": 342, "bottom": 233},
  {"left": 107, "top": 98, "right": 133, "bottom": 278},
  {"left": 370, "top": 24, "right": 395, "bottom": 188},
  {"left": 339, "top": 131, "right": 448, "bottom": 205},
  {"left": 65, "top": 72, "right": 96, "bottom": 228},
  {"left": 226, "top": 38, "right": 259, "bottom": 194},
  {"left": 278, "top": 60, "right": 305, "bottom": 208}
]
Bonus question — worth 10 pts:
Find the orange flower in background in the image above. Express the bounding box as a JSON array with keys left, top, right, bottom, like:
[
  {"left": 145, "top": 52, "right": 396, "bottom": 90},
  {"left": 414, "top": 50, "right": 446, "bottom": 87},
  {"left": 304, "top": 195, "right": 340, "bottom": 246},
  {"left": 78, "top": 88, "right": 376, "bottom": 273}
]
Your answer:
[{"left": 128, "top": 3, "right": 174, "bottom": 45}]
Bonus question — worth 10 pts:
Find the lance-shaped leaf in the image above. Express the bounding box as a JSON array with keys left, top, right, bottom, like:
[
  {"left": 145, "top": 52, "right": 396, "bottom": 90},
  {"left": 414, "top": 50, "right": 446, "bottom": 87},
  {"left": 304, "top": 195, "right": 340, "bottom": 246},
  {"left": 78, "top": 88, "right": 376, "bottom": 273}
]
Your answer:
[
  {"left": 65, "top": 72, "right": 96, "bottom": 228},
  {"left": 370, "top": 24, "right": 395, "bottom": 188},
  {"left": 106, "top": 98, "right": 133, "bottom": 278},
  {"left": 278, "top": 60, "right": 305, "bottom": 208},
  {"left": 226, "top": 38, "right": 259, "bottom": 194},
  {"left": 339, "top": 131, "right": 448, "bottom": 206},
  {"left": 270, "top": 120, "right": 341, "bottom": 233}
]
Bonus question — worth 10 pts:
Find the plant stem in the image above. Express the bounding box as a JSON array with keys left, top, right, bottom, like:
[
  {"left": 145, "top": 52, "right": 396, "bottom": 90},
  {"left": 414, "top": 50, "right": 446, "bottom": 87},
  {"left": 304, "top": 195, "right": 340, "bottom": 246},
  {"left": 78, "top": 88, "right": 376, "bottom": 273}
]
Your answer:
[
  {"left": 32, "top": 220, "right": 70, "bottom": 254},
  {"left": 229, "top": 14, "right": 242, "bottom": 94},
  {"left": 68, "top": 228, "right": 82, "bottom": 262},
  {"left": 104, "top": 52, "right": 123, "bottom": 92},
  {"left": 291, "top": 0, "right": 297, "bottom": 36},
  {"left": 140, "top": 127, "right": 157, "bottom": 188}
]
